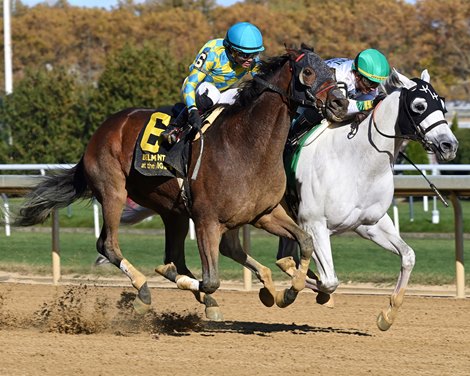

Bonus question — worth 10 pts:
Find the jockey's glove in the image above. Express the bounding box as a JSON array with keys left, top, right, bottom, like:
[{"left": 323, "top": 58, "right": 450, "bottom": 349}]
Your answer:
[{"left": 188, "top": 107, "right": 202, "bottom": 131}]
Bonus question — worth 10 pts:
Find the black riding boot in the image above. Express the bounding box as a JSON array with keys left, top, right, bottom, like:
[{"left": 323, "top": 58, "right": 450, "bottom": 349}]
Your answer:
[
  {"left": 286, "top": 107, "right": 323, "bottom": 149},
  {"left": 161, "top": 107, "right": 189, "bottom": 145}
]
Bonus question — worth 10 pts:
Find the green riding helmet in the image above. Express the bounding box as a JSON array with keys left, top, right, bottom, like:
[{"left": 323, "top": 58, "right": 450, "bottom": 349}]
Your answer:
[{"left": 352, "top": 49, "right": 390, "bottom": 83}]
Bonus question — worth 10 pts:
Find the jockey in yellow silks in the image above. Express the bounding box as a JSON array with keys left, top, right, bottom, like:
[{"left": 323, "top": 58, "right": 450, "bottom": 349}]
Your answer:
[{"left": 161, "top": 22, "right": 265, "bottom": 145}]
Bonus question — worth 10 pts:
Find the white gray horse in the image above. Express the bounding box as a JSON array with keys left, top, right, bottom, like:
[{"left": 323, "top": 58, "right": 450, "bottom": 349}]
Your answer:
[{"left": 277, "top": 68, "right": 458, "bottom": 330}]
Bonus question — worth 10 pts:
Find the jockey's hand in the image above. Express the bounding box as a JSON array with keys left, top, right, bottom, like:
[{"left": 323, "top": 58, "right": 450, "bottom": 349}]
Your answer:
[
  {"left": 352, "top": 110, "right": 370, "bottom": 127},
  {"left": 188, "top": 108, "right": 202, "bottom": 131}
]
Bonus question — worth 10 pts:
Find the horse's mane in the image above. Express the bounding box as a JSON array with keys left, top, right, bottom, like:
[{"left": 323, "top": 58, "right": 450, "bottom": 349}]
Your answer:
[{"left": 218, "top": 54, "right": 290, "bottom": 118}]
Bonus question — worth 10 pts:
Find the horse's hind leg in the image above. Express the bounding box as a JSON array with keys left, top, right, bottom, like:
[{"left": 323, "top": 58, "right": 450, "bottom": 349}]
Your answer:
[
  {"left": 355, "top": 214, "right": 415, "bottom": 331},
  {"left": 95, "top": 186, "right": 151, "bottom": 313},
  {"left": 254, "top": 204, "right": 314, "bottom": 308},
  {"left": 220, "top": 229, "right": 277, "bottom": 307},
  {"left": 155, "top": 214, "right": 223, "bottom": 321},
  {"left": 277, "top": 234, "right": 336, "bottom": 308}
]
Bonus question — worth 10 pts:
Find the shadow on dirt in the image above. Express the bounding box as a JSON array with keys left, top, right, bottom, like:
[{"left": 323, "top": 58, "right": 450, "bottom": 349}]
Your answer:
[{"left": 201, "top": 321, "right": 371, "bottom": 337}]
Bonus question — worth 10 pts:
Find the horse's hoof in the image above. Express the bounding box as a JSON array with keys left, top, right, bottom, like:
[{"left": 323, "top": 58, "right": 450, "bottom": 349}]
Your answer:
[
  {"left": 377, "top": 310, "right": 393, "bottom": 331},
  {"left": 133, "top": 297, "right": 151, "bottom": 315},
  {"left": 316, "top": 292, "right": 334, "bottom": 308},
  {"left": 205, "top": 306, "right": 224, "bottom": 321},
  {"left": 155, "top": 263, "right": 177, "bottom": 281},
  {"left": 275, "top": 288, "right": 298, "bottom": 308},
  {"left": 275, "top": 256, "right": 296, "bottom": 275},
  {"left": 259, "top": 287, "right": 275, "bottom": 307}
]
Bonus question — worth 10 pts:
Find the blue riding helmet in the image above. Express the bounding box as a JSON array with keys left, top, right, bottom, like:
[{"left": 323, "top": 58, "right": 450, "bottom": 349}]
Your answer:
[{"left": 223, "top": 22, "right": 265, "bottom": 54}]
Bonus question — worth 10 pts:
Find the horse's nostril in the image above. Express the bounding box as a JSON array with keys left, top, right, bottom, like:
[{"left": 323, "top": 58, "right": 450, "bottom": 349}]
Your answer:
[
  {"left": 441, "top": 142, "right": 451, "bottom": 151},
  {"left": 331, "top": 99, "right": 345, "bottom": 108},
  {"left": 330, "top": 99, "right": 348, "bottom": 115}
]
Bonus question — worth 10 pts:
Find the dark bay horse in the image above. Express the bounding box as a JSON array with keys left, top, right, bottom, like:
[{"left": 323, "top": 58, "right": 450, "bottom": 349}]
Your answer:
[{"left": 15, "top": 46, "right": 348, "bottom": 317}]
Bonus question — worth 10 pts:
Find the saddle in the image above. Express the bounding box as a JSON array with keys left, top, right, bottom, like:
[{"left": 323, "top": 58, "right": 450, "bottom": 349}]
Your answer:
[{"left": 283, "top": 119, "right": 330, "bottom": 217}]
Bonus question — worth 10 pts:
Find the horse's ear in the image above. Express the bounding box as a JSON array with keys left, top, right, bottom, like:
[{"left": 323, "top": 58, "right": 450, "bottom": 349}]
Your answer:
[
  {"left": 284, "top": 42, "right": 296, "bottom": 56},
  {"left": 382, "top": 68, "right": 403, "bottom": 94},
  {"left": 330, "top": 67, "right": 337, "bottom": 80},
  {"left": 394, "top": 68, "right": 416, "bottom": 90},
  {"left": 300, "top": 43, "right": 314, "bottom": 52},
  {"left": 285, "top": 43, "right": 303, "bottom": 60},
  {"left": 421, "top": 69, "right": 431, "bottom": 83}
]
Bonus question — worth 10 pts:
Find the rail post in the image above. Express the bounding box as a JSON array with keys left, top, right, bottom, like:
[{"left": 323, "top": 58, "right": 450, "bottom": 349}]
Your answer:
[{"left": 449, "top": 193, "right": 465, "bottom": 298}]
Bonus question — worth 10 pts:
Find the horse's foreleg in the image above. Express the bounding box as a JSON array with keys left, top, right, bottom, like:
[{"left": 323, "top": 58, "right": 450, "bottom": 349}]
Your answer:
[
  {"left": 355, "top": 214, "right": 415, "bottom": 331},
  {"left": 155, "top": 214, "right": 223, "bottom": 321},
  {"left": 193, "top": 220, "right": 221, "bottom": 295},
  {"left": 220, "top": 229, "right": 277, "bottom": 307},
  {"left": 255, "top": 205, "right": 313, "bottom": 308},
  {"left": 160, "top": 217, "right": 220, "bottom": 294},
  {"left": 159, "top": 221, "right": 221, "bottom": 296}
]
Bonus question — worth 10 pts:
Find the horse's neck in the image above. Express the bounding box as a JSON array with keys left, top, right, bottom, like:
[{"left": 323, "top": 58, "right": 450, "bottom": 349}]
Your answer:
[
  {"left": 302, "top": 92, "right": 402, "bottom": 178},
  {"left": 242, "top": 64, "right": 293, "bottom": 149},
  {"left": 371, "top": 91, "right": 404, "bottom": 164}
]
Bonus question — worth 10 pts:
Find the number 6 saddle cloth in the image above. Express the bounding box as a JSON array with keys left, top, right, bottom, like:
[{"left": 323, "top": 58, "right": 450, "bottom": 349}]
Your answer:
[{"left": 133, "top": 106, "right": 223, "bottom": 177}]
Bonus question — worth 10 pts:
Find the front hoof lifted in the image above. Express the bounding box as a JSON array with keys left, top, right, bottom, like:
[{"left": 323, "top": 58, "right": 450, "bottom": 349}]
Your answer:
[
  {"left": 275, "top": 288, "right": 298, "bottom": 308},
  {"left": 316, "top": 292, "right": 334, "bottom": 308},
  {"left": 259, "top": 287, "right": 275, "bottom": 307}
]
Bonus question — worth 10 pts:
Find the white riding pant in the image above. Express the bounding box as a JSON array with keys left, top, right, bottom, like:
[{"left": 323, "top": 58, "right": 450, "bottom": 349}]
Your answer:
[{"left": 196, "top": 82, "right": 239, "bottom": 111}]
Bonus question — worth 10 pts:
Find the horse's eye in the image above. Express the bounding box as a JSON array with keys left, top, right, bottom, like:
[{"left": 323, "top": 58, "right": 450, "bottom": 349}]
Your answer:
[
  {"left": 411, "top": 98, "right": 427, "bottom": 114},
  {"left": 303, "top": 68, "right": 313, "bottom": 76}
]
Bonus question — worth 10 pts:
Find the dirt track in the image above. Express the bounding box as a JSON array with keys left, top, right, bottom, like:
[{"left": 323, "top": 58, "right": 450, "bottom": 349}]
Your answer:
[{"left": 0, "top": 281, "right": 469, "bottom": 376}]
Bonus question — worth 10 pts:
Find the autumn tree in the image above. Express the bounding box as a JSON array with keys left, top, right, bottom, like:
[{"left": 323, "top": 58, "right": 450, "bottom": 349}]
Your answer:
[
  {"left": 86, "top": 42, "right": 187, "bottom": 137},
  {"left": 414, "top": 0, "right": 470, "bottom": 98},
  {"left": 0, "top": 67, "right": 89, "bottom": 163}
]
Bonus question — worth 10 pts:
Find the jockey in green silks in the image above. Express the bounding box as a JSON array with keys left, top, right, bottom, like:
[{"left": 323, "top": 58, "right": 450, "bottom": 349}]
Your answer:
[
  {"left": 327, "top": 48, "right": 390, "bottom": 113},
  {"left": 161, "top": 22, "right": 265, "bottom": 145},
  {"left": 290, "top": 48, "right": 390, "bottom": 136}
]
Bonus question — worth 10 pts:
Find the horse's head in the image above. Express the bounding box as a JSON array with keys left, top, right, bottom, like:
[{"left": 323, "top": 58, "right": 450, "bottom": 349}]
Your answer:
[
  {"left": 287, "top": 45, "right": 349, "bottom": 122},
  {"left": 384, "top": 69, "right": 458, "bottom": 162}
]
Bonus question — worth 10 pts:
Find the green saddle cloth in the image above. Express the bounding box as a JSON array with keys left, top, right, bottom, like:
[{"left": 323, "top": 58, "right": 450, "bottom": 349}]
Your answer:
[{"left": 284, "top": 122, "right": 325, "bottom": 215}]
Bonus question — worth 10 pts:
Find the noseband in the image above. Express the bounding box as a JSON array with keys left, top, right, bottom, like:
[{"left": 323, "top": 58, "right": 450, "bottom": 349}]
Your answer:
[{"left": 308, "top": 81, "right": 339, "bottom": 111}]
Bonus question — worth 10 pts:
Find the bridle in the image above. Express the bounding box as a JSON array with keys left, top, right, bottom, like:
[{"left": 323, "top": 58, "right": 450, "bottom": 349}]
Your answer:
[
  {"left": 370, "top": 79, "right": 451, "bottom": 206},
  {"left": 309, "top": 81, "right": 340, "bottom": 112},
  {"left": 253, "top": 51, "right": 339, "bottom": 116},
  {"left": 372, "top": 80, "right": 448, "bottom": 157}
]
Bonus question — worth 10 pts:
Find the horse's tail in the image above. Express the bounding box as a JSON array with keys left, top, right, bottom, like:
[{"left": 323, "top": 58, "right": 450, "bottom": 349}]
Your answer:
[{"left": 14, "top": 158, "right": 92, "bottom": 226}]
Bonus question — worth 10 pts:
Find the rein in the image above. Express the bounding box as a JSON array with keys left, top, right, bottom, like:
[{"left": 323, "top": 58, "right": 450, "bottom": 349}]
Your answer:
[
  {"left": 398, "top": 151, "right": 449, "bottom": 207},
  {"left": 253, "top": 75, "right": 318, "bottom": 108}
]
